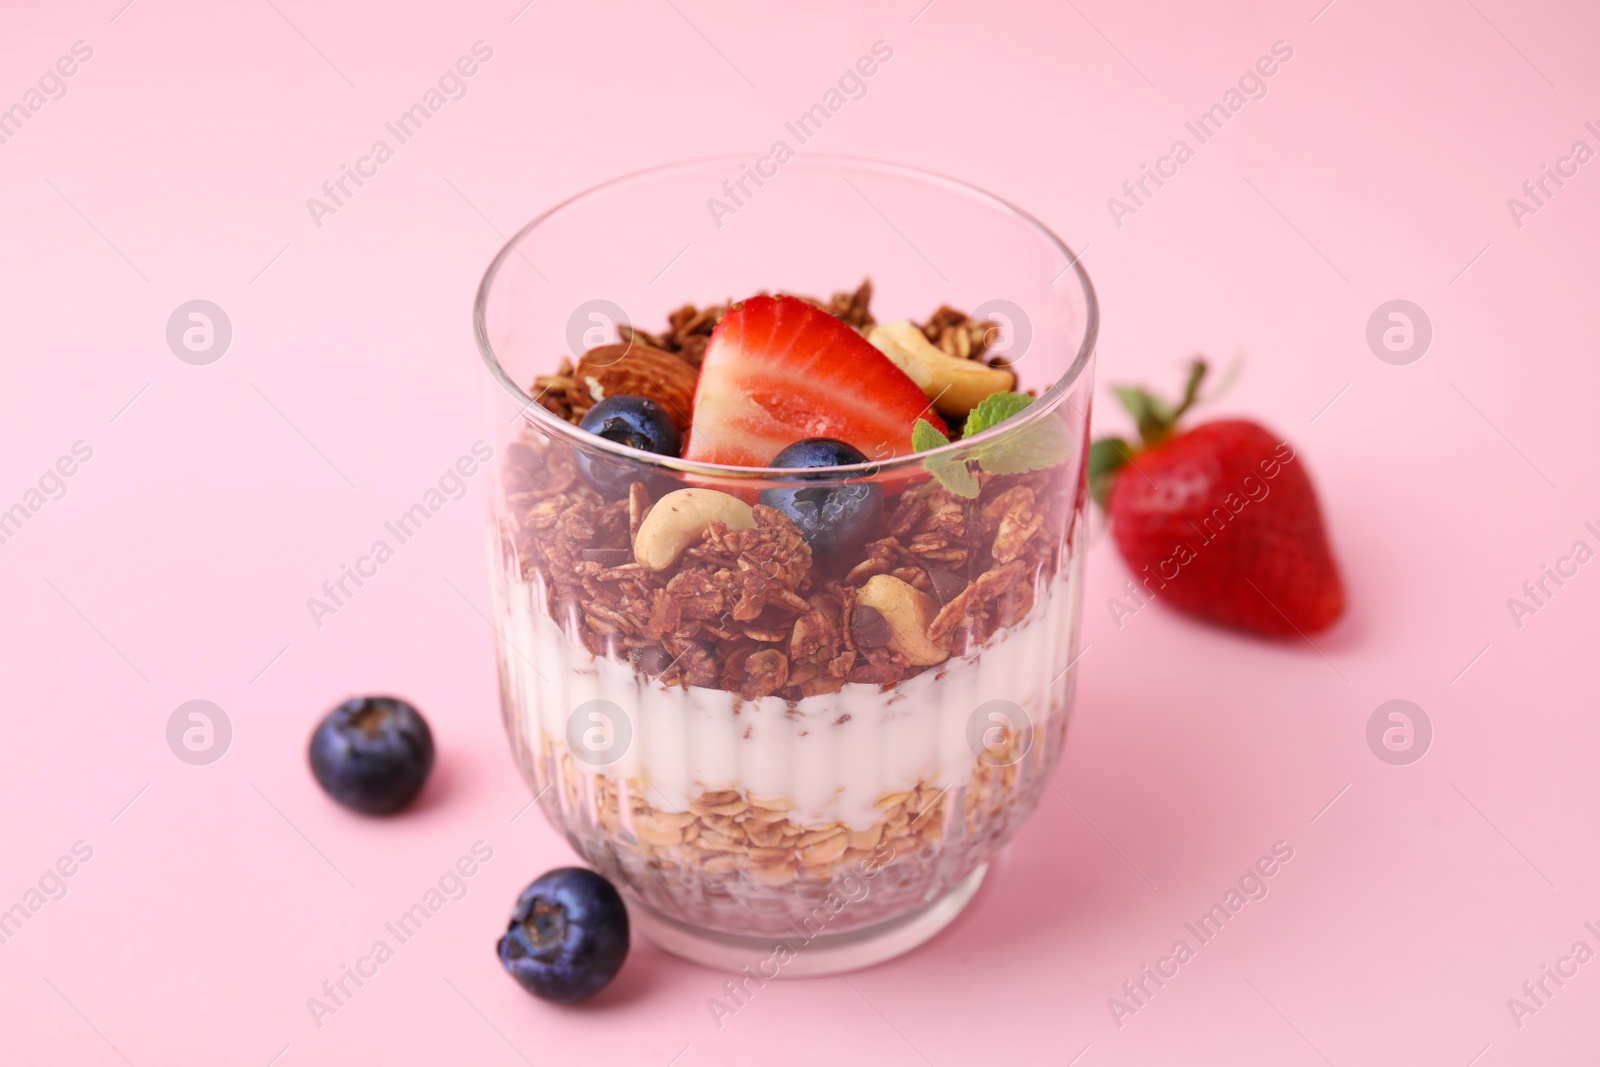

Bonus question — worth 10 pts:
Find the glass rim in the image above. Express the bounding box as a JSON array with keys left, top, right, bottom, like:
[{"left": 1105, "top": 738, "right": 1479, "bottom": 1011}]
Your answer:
[{"left": 472, "top": 152, "right": 1099, "bottom": 478}]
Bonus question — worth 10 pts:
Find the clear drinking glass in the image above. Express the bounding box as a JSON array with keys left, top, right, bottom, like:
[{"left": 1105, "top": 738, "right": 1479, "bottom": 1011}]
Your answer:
[{"left": 475, "top": 155, "right": 1096, "bottom": 975}]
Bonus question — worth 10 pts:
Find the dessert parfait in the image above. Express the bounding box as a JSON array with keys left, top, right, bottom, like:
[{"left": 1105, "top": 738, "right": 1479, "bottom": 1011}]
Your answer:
[
  {"left": 473, "top": 151, "right": 1094, "bottom": 979},
  {"left": 476, "top": 156, "right": 1095, "bottom": 974}
]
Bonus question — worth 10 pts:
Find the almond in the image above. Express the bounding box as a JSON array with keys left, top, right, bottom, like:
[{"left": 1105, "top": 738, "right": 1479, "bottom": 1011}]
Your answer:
[{"left": 574, "top": 342, "right": 698, "bottom": 432}]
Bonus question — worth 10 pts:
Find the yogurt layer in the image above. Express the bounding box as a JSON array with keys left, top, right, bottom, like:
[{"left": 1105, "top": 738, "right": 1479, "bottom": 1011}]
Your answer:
[{"left": 497, "top": 560, "right": 1082, "bottom": 831}]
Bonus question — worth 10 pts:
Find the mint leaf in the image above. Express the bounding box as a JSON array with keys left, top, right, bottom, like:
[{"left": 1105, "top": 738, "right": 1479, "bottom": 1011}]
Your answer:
[
  {"left": 962, "top": 392, "right": 1034, "bottom": 438},
  {"left": 926, "top": 454, "right": 981, "bottom": 498},
  {"left": 911, "top": 418, "right": 950, "bottom": 452},
  {"left": 974, "top": 415, "right": 1072, "bottom": 477},
  {"left": 910, "top": 417, "right": 980, "bottom": 498}
]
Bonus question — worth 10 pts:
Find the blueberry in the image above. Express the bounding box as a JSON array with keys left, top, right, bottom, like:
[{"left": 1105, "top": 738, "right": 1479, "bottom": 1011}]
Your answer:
[
  {"left": 759, "top": 437, "right": 882, "bottom": 557},
  {"left": 576, "top": 395, "right": 681, "bottom": 496},
  {"left": 497, "top": 868, "right": 630, "bottom": 1004},
  {"left": 308, "top": 697, "right": 434, "bottom": 814}
]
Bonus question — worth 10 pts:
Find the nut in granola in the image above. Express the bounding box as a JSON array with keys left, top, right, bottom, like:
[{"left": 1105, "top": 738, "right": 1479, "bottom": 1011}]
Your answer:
[
  {"left": 868, "top": 320, "right": 1016, "bottom": 418},
  {"left": 854, "top": 574, "right": 949, "bottom": 667},
  {"left": 632, "top": 488, "right": 757, "bottom": 571},
  {"left": 575, "top": 342, "right": 699, "bottom": 433}
]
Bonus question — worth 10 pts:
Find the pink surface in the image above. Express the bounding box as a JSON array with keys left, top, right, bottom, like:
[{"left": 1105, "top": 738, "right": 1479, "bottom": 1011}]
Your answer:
[{"left": 2, "top": 0, "right": 1596, "bottom": 1063}]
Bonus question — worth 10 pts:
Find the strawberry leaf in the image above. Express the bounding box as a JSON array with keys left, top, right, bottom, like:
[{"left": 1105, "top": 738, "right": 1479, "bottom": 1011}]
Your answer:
[
  {"left": 962, "top": 391, "right": 1034, "bottom": 438},
  {"left": 1171, "top": 359, "right": 1208, "bottom": 421},
  {"left": 1088, "top": 436, "right": 1133, "bottom": 508},
  {"left": 1095, "top": 356, "right": 1230, "bottom": 508},
  {"left": 1112, "top": 386, "right": 1175, "bottom": 445}
]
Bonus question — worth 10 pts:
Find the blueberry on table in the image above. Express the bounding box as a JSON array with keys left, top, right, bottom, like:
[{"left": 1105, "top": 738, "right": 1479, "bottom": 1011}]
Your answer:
[
  {"left": 759, "top": 437, "right": 883, "bottom": 557},
  {"left": 576, "top": 395, "right": 681, "bottom": 495},
  {"left": 308, "top": 697, "right": 434, "bottom": 814},
  {"left": 498, "top": 868, "right": 630, "bottom": 1004}
]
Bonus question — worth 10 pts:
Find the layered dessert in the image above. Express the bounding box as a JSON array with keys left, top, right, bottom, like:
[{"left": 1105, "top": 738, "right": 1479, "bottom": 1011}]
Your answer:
[{"left": 493, "top": 282, "right": 1084, "bottom": 939}]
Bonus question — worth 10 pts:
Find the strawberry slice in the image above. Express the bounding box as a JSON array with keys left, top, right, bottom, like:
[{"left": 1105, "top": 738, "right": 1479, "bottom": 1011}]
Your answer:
[{"left": 683, "top": 295, "right": 946, "bottom": 467}]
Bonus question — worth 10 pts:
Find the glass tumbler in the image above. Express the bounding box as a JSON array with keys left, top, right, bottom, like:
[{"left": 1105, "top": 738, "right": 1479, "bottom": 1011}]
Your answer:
[{"left": 475, "top": 155, "right": 1097, "bottom": 975}]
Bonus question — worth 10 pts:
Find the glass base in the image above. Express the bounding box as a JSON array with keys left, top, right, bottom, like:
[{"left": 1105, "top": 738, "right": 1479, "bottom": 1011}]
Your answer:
[{"left": 627, "top": 864, "right": 987, "bottom": 977}]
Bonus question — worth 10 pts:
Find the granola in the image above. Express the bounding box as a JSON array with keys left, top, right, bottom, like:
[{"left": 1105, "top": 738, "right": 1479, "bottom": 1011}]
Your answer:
[
  {"left": 504, "top": 427, "right": 1068, "bottom": 696},
  {"left": 509, "top": 285, "right": 1062, "bottom": 691},
  {"left": 525, "top": 711, "right": 1069, "bottom": 938}
]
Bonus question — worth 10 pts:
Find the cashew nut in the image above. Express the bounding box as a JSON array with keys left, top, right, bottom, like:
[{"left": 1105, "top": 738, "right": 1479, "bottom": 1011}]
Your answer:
[
  {"left": 868, "top": 321, "right": 1016, "bottom": 419},
  {"left": 855, "top": 574, "right": 949, "bottom": 666},
  {"left": 632, "top": 488, "right": 756, "bottom": 570}
]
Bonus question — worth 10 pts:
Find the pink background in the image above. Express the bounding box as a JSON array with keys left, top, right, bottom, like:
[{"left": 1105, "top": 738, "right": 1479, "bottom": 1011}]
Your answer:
[{"left": 3, "top": 0, "right": 1597, "bottom": 1063}]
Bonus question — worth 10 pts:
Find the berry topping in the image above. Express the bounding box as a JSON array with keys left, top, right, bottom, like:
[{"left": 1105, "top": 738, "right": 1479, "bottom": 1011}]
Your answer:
[
  {"left": 578, "top": 394, "right": 682, "bottom": 456},
  {"left": 308, "top": 697, "right": 434, "bottom": 814},
  {"left": 576, "top": 394, "right": 682, "bottom": 495},
  {"left": 768, "top": 436, "right": 871, "bottom": 469},
  {"left": 759, "top": 437, "right": 883, "bottom": 557},
  {"left": 497, "top": 868, "right": 630, "bottom": 1004},
  {"left": 683, "top": 295, "right": 945, "bottom": 467}
]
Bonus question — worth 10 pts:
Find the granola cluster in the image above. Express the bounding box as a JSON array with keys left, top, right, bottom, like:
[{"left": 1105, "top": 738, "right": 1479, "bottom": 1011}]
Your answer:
[
  {"left": 498, "top": 282, "right": 1072, "bottom": 702},
  {"left": 502, "top": 429, "right": 1069, "bottom": 701},
  {"left": 532, "top": 709, "right": 1066, "bottom": 936}
]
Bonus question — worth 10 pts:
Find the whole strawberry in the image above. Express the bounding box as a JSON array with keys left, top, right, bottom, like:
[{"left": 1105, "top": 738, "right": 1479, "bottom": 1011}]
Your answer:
[{"left": 1090, "top": 361, "right": 1345, "bottom": 635}]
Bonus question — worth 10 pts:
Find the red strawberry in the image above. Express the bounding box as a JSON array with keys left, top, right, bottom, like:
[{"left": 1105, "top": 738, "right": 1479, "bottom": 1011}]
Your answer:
[
  {"left": 1092, "top": 361, "right": 1345, "bottom": 635},
  {"left": 684, "top": 295, "right": 945, "bottom": 466}
]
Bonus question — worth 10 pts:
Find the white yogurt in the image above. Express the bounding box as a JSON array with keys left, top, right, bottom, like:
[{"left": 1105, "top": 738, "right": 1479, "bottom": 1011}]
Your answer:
[{"left": 497, "top": 563, "right": 1081, "bottom": 831}]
